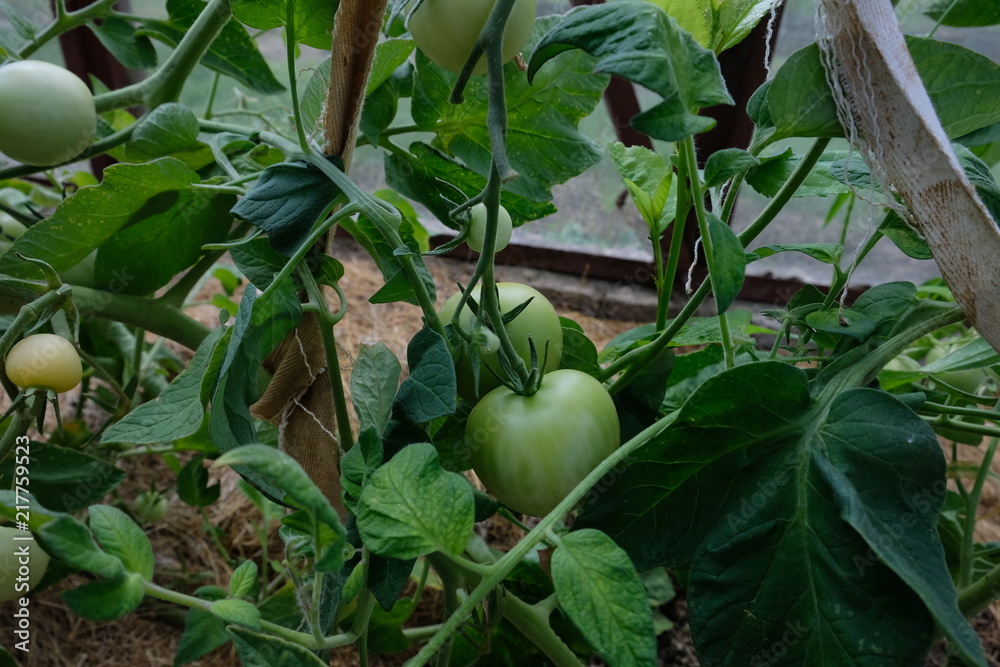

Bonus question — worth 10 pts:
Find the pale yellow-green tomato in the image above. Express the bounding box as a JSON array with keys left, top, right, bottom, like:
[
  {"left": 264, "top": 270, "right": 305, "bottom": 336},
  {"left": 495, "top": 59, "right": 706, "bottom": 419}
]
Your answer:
[
  {"left": 408, "top": 0, "right": 536, "bottom": 75},
  {"left": 0, "top": 61, "right": 97, "bottom": 166},
  {"left": 0, "top": 526, "right": 50, "bottom": 602},
  {"left": 5, "top": 333, "right": 83, "bottom": 393},
  {"left": 466, "top": 203, "right": 513, "bottom": 253}
]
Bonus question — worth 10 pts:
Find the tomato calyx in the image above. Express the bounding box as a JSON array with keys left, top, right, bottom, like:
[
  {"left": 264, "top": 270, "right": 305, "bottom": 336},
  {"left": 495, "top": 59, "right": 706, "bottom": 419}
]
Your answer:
[{"left": 447, "top": 282, "right": 549, "bottom": 397}]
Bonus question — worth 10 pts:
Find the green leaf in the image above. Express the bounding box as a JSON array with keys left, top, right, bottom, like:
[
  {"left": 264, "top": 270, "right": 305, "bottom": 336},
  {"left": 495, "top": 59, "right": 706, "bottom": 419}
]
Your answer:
[
  {"left": 360, "top": 60, "right": 414, "bottom": 145},
  {"left": 383, "top": 143, "right": 555, "bottom": 228},
  {"left": 552, "top": 529, "right": 657, "bottom": 667},
  {"left": 0, "top": 158, "right": 198, "bottom": 280},
  {"left": 89, "top": 16, "right": 158, "bottom": 70},
  {"left": 88, "top": 505, "right": 154, "bottom": 580},
  {"left": 768, "top": 38, "right": 1000, "bottom": 142},
  {"left": 703, "top": 147, "right": 759, "bottom": 188},
  {"left": 177, "top": 455, "right": 221, "bottom": 507},
  {"left": 214, "top": 445, "right": 346, "bottom": 570},
  {"left": 750, "top": 243, "right": 843, "bottom": 266},
  {"left": 229, "top": 626, "right": 327, "bottom": 667},
  {"left": 37, "top": 514, "right": 123, "bottom": 579},
  {"left": 97, "top": 188, "right": 234, "bottom": 295},
  {"left": 0, "top": 445, "right": 125, "bottom": 512},
  {"left": 672, "top": 310, "right": 753, "bottom": 347},
  {"left": 139, "top": 0, "right": 284, "bottom": 94},
  {"left": 925, "top": 0, "right": 1000, "bottom": 27},
  {"left": 710, "top": 0, "right": 778, "bottom": 53},
  {"left": 356, "top": 443, "right": 474, "bottom": 559},
  {"left": 575, "top": 362, "right": 984, "bottom": 666},
  {"left": 706, "top": 214, "right": 745, "bottom": 313},
  {"left": 229, "top": 560, "right": 258, "bottom": 599},
  {"left": 231, "top": 0, "right": 334, "bottom": 50},
  {"left": 0, "top": 2, "right": 37, "bottom": 41},
  {"left": 62, "top": 572, "right": 145, "bottom": 621},
  {"left": 805, "top": 307, "right": 876, "bottom": 342},
  {"left": 393, "top": 328, "right": 456, "bottom": 425},
  {"left": 228, "top": 236, "right": 286, "bottom": 290},
  {"left": 609, "top": 142, "right": 673, "bottom": 229},
  {"left": 560, "top": 326, "right": 601, "bottom": 374},
  {"left": 416, "top": 16, "right": 606, "bottom": 202},
  {"left": 210, "top": 598, "right": 261, "bottom": 628},
  {"left": 209, "top": 278, "right": 302, "bottom": 502},
  {"left": 231, "top": 161, "right": 344, "bottom": 256},
  {"left": 645, "top": 0, "right": 710, "bottom": 47},
  {"left": 881, "top": 211, "right": 932, "bottom": 261},
  {"left": 175, "top": 608, "right": 229, "bottom": 666},
  {"left": 528, "top": 2, "right": 732, "bottom": 142},
  {"left": 117, "top": 103, "right": 212, "bottom": 169},
  {"left": 102, "top": 326, "right": 227, "bottom": 445},
  {"left": 351, "top": 342, "right": 401, "bottom": 435},
  {"left": 341, "top": 428, "right": 384, "bottom": 513}
]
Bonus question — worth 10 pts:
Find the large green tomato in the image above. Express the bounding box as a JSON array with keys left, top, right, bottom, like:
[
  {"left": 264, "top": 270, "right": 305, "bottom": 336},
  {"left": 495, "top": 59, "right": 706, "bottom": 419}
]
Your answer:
[
  {"left": 5, "top": 333, "right": 83, "bottom": 393},
  {"left": 408, "top": 0, "right": 536, "bottom": 75},
  {"left": 466, "top": 369, "right": 620, "bottom": 516},
  {"left": 439, "top": 282, "right": 563, "bottom": 401},
  {"left": 0, "top": 526, "right": 51, "bottom": 602},
  {"left": 0, "top": 60, "right": 97, "bottom": 167}
]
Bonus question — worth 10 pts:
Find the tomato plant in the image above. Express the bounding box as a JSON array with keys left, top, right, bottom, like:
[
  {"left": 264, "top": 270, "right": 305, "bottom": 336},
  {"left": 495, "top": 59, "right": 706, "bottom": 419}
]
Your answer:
[
  {"left": 0, "top": 526, "right": 49, "bottom": 602},
  {"left": 407, "top": 0, "right": 536, "bottom": 74},
  {"left": 439, "top": 281, "right": 563, "bottom": 399},
  {"left": 0, "top": 60, "right": 96, "bottom": 167},
  {"left": 467, "top": 369, "right": 619, "bottom": 516},
  {"left": 5, "top": 334, "right": 82, "bottom": 393},
  {"left": 0, "top": 1, "right": 997, "bottom": 666}
]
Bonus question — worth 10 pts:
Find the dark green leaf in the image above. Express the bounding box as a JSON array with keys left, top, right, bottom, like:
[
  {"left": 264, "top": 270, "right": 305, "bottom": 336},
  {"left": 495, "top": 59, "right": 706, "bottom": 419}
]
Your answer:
[
  {"left": 231, "top": 161, "right": 343, "bottom": 256},
  {"left": 231, "top": 0, "right": 334, "bottom": 50},
  {"left": 229, "top": 236, "right": 287, "bottom": 289},
  {"left": 528, "top": 3, "right": 731, "bottom": 142},
  {"left": 394, "top": 328, "right": 456, "bottom": 425},
  {"left": 229, "top": 626, "right": 328, "bottom": 667},
  {"left": 102, "top": 325, "right": 226, "bottom": 446},
  {"left": 0, "top": 445, "right": 124, "bottom": 512},
  {"left": 62, "top": 573, "right": 145, "bottom": 621},
  {"left": 552, "top": 529, "right": 657, "bottom": 667},
  {"left": 926, "top": 1, "right": 1000, "bottom": 28},
  {"left": 351, "top": 342, "right": 402, "bottom": 435},
  {"left": 177, "top": 455, "right": 221, "bottom": 507},
  {"left": 174, "top": 608, "right": 229, "bottom": 666},
  {"left": 750, "top": 243, "right": 843, "bottom": 265},
  {"left": 341, "top": 427, "right": 384, "bottom": 514},
  {"left": 560, "top": 326, "right": 601, "bottom": 374},
  {"left": 88, "top": 505, "right": 154, "bottom": 580},
  {"left": 0, "top": 158, "right": 198, "bottom": 280},
  {"left": 703, "top": 148, "right": 759, "bottom": 188},
  {"left": 89, "top": 16, "right": 158, "bottom": 70},
  {"left": 356, "top": 443, "right": 474, "bottom": 558},
  {"left": 416, "top": 16, "right": 607, "bottom": 202},
  {"left": 706, "top": 214, "right": 745, "bottom": 313}
]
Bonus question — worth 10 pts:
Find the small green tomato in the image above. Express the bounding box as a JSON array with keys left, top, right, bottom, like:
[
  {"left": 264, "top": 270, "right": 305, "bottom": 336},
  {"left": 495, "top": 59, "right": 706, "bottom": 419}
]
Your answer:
[{"left": 466, "top": 203, "right": 513, "bottom": 253}]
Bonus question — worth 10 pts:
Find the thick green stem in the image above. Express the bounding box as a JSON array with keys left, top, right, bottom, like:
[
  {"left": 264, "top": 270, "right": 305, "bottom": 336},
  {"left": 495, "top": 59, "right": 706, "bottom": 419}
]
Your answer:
[
  {"left": 17, "top": 0, "right": 117, "bottom": 59},
  {"left": 0, "top": 282, "right": 211, "bottom": 352},
  {"left": 959, "top": 438, "right": 998, "bottom": 589},
  {"left": 501, "top": 592, "right": 582, "bottom": 666},
  {"left": 300, "top": 267, "right": 355, "bottom": 452},
  {"left": 94, "top": 0, "right": 233, "bottom": 112},
  {"left": 404, "top": 415, "right": 675, "bottom": 666},
  {"left": 0, "top": 397, "right": 39, "bottom": 467}
]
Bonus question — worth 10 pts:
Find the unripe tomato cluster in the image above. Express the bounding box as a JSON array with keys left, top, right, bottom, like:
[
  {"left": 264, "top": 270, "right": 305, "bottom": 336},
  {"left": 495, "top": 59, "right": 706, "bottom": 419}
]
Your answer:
[{"left": 442, "top": 282, "right": 620, "bottom": 516}]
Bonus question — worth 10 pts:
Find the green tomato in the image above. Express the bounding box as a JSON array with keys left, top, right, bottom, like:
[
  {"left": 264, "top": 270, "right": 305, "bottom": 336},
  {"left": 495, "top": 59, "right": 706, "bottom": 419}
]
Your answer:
[
  {"left": 134, "top": 491, "right": 168, "bottom": 524},
  {"left": 924, "top": 342, "right": 988, "bottom": 394},
  {"left": 5, "top": 333, "right": 83, "bottom": 393},
  {"left": 0, "top": 60, "right": 97, "bottom": 167},
  {"left": 439, "top": 282, "right": 563, "bottom": 401},
  {"left": 0, "top": 526, "right": 50, "bottom": 602},
  {"left": 466, "top": 369, "right": 620, "bottom": 516},
  {"left": 466, "top": 203, "right": 512, "bottom": 253},
  {"left": 408, "top": 0, "right": 536, "bottom": 75}
]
